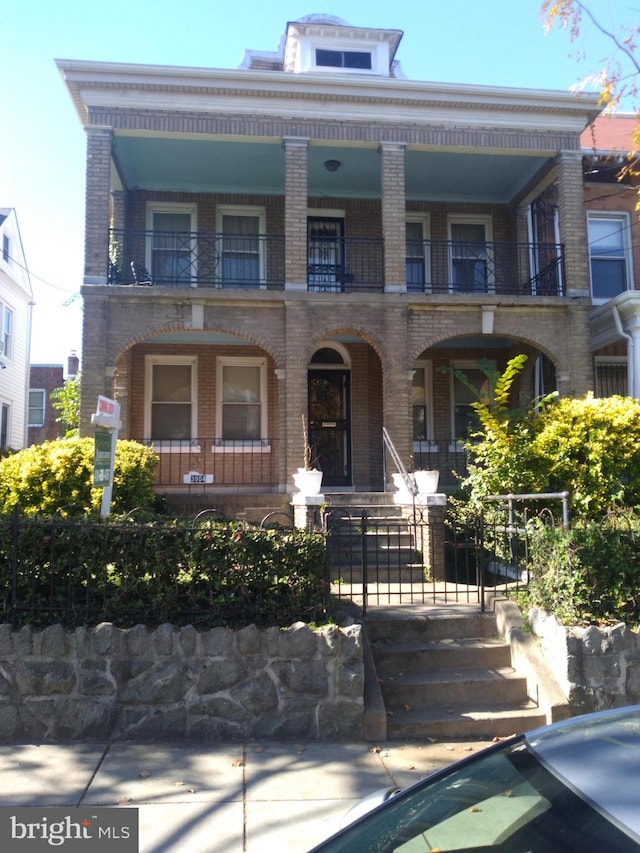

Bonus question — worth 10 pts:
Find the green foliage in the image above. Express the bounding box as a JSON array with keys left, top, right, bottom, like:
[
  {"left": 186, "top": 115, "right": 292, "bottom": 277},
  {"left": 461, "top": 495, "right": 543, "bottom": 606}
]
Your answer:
[
  {"left": 0, "top": 516, "right": 328, "bottom": 629},
  {"left": 524, "top": 510, "right": 640, "bottom": 626},
  {"left": 0, "top": 437, "right": 157, "bottom": 516},
  {"left": 50, "top": 374, "right": 81, "bottom": 437}
]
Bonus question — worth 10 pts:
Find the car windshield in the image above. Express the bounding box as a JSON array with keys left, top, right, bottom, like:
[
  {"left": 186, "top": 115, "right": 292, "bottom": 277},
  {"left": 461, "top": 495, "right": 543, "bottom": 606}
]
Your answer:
[{"left": 311, "top": 739, "right": 640, "bottom": 852}]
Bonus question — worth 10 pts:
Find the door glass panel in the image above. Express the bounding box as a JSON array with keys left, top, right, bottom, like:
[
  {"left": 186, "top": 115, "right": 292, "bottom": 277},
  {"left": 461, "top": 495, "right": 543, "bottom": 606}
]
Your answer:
[
  {"left": 308, "top": 370, "right": 351, "bottom": 485},
  {"left": 308, "top": 218, "right": 344, "bottom": 291},
  {"left": 221, "top": 215, "right": 261, "bottom": 285},
  {"left": 406, "top": 221, "right": 426, "bottom": 291},
  {"left": 451, "top": 222, "right": 488, "bottom": 292},
  {"left": 152, "top": 212, "right": 193, "bottom": 283}
]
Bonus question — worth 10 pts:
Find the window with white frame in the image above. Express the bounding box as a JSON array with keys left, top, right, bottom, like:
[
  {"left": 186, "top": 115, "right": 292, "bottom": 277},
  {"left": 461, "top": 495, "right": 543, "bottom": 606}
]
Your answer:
[
  {"left": 448, "top": 215, "right": 493, "bottom": 293},
  {"left": 146, "top": 203, "right": 197, "bottom": 285},
  {"left": 217, "top": 357, "right": 267, "bottom": 444},
  {"left": 412, "top": 361, "right": 435, "bottom": 448},
  {"left": 595, "top": 357, "right": 628, "bottom": 397},
  {"left": 217, "top": 206, "right": 265, "bottom": 287},
  {"left": 587, "top": 212, "right": 632, "bottom": 301},
  {"left": 450, "top": 361, "right": 493, "bottom": 445},
  {"left": 1, "top": 304, "right": 12, "bottom": 359},
  {"left": 28, "top": 389, "right": 46, "bottom": 427},
  {"left": 290, "top": 34, "right": 390, "bottom": 75},
  {"left": 145, "top": 356, "right": 197, "bottom": 442},
  {"left": 0, "top": 403, "right": 9, "bottom": 450},
  {"left": 2, "top": 234, "right": 9, "bottom": 263},
  {"left": 406, "top": 216, "right": 430, "bottom": 292}
]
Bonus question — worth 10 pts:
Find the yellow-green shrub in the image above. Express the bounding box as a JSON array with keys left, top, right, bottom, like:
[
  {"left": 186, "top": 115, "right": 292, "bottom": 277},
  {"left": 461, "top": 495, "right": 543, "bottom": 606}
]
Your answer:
[{"left": 0, "top": 438, "right": 158, "bottom": 516}]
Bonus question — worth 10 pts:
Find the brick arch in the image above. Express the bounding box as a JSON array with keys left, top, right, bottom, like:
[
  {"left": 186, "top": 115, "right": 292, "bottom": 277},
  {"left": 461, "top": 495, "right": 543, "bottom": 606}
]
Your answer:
[
  {"left": 112, "top": 323, "right": 284, "bottom": 369},
  {"left": 305, "top": 326, "right": 386, "bottom": 365},
  {"left": 410, "top": 331, "right": 561, "bottom": 370}
]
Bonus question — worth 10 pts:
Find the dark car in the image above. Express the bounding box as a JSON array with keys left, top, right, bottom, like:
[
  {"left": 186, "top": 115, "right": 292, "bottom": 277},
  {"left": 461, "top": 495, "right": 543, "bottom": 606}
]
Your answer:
[{"left": 309, "top": 704, "right": 640, "bottom": 852}]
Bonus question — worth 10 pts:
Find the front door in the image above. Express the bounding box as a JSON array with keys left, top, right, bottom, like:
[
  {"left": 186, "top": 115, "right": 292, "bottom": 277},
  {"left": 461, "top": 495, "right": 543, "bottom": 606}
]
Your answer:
[{"left": 308, "top": 370, "right": 351, "bottom": 487}]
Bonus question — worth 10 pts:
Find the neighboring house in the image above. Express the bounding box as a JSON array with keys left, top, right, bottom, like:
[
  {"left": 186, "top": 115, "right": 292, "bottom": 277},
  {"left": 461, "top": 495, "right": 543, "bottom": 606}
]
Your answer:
[
  {"left": 0, "top": 209, "right": 33, "bottom": 452},
  {"left": 28, "top": 364, "right": 64, "bottom": 444},
  {"left": 28, "top": 352, "right": 80, "bottom": 445},
  {"left": 584, "top": 115, "right": 640, "bottom": 397},
  {"left": 57, "top": 14, "right": 601, "bottom": 511}
]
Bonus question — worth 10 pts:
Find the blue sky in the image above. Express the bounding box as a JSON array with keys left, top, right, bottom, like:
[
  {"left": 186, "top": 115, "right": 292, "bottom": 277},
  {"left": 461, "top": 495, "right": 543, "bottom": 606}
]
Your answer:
[{"left": 2, "top": 0, "right": 630, "bottom": 366}]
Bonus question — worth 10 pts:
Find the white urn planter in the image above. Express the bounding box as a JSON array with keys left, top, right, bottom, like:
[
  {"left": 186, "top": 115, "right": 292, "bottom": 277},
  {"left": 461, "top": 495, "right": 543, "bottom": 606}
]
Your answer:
[
  {"left": 292, "top": 467, "right": 324, "bottom": 496},
  {"left": 413, "top": 469, "right": 440, "bottom": 494}
]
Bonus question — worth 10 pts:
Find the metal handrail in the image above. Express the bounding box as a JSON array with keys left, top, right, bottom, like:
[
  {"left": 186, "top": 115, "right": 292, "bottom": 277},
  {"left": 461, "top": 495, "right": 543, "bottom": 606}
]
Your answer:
[{"left": 382, "top": 427, "right": 418, "bottom": 496}]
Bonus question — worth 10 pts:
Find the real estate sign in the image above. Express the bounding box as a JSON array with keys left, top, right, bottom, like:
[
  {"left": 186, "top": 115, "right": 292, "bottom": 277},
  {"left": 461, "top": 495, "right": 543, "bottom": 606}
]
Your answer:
[{"left": 93, "top": 431, "right": 113, "bottom": 487}]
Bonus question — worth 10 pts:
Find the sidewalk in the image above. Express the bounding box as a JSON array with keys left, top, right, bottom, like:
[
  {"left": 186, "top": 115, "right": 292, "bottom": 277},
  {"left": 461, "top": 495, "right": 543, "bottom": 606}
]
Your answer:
[{"left": 0, "top": 737, "right": 495, "bottom": 851}]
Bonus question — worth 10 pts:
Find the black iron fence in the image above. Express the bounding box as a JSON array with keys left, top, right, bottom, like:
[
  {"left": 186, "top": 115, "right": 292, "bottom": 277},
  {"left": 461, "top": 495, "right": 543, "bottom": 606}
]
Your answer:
[
  {"left": 108, "top": 229, "right": 564, "bottom": 296},
  {"left": 326, "top": 492, "right": 570, "bottom": 613},
  {"left": 134, "top": 438, "right": 281, "bottom": 489}
]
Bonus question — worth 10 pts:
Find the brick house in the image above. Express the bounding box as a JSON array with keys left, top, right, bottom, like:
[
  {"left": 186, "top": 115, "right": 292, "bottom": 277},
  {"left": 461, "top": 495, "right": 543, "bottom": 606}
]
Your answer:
[
  {"left": 57, "top": 14, "right": 602, "bottom": 513},
  {"left": 584, "top": 115, "right": 640, "bottom": 397}
]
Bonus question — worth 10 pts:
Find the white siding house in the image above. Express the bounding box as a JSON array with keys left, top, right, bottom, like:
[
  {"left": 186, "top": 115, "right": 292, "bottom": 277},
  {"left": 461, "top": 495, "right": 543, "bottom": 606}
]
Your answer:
[{"left": 0, "top": 209, "right": 33, "bottom": 450}]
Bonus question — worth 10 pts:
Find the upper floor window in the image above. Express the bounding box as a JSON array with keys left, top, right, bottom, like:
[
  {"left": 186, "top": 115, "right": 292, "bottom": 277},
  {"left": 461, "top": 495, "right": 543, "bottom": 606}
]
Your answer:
[
  {"left": 315, "top": 49, "right": 371, "bottom": 69},
  {"left": 406, "top": 216, "right": 431, "bottom": 292},
  {"left": 2, "top": 235, "right": 9, "bottom": 263},
  {"left": 217, "top": 206, "right": 265, "bottom": 288},
  {"left": 28, "top": 389, "right": 46, "bottom": 427},
  {"left": 587, "top": 212, "right": 633, "bottom": 301},
  {"left": 1, "top": 304, "right": 12, "bottom": 359},
  {"left": 448, "top": 216, "right": 494, "bottom": 294},
  {"left": 146, "top": 203, "right": 197, "bottom": 286}
]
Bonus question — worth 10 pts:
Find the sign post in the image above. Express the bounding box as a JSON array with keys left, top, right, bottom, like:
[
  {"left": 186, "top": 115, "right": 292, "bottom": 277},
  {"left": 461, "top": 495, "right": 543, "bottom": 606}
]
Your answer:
[{"left": 91, "top": 396, "right": 122, "bottom": 519}]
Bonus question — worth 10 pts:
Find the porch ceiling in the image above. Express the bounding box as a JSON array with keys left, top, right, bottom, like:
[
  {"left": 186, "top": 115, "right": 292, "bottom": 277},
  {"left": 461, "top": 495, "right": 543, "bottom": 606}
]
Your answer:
[{"left": 112, "top": 135, "right": 549, "bottom": 204}]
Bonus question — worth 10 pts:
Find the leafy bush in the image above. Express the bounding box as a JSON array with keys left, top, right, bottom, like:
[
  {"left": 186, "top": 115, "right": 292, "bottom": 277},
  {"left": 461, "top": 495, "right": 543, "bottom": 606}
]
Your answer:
[
  {"left": 0, "top": 438, "right": 157, "bottom": 516},
  {"left": 523, "top": 510, "right": 640, "bottom": 626},
  {"left": 458, "top": 355, "right": 640, "bottom": 522},
  {"left": 0, "top": 516, "right": 328, "bottom": 629}
]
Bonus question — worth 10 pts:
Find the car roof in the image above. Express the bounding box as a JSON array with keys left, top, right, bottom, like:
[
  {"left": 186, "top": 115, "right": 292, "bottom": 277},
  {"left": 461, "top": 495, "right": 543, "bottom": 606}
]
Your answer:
[{"left": 524, "top": 704, "right": 640, "bottom": 839}]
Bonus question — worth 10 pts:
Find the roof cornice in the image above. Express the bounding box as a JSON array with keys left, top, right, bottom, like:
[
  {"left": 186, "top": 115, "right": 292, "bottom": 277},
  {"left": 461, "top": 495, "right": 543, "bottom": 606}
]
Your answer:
[{"left": 56, "top": 58, "right": 602, "bottom": 129}]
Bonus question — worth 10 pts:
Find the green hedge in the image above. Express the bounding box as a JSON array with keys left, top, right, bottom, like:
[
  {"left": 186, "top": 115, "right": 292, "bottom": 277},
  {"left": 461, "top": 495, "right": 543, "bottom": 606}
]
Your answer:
[{"left": 0, "top": 516, "right": 328, "bottom": 630}]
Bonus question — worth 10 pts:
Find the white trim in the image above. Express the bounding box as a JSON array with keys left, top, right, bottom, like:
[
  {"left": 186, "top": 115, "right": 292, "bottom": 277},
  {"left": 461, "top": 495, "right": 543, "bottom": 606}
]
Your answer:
[
  {"left": 216, "top": 205, "right": 266, "bottom": 288},
  {"left": 310, "top": 341, "right": 352, "bottom": 368},
  {"left": 144, "top": 355, "right": 198, "bottom": 442},
  {"left": 145, "top": 202, "right": 198, "bottom": 286},
  {"left": 587, "top": 210, "right": 634, "bottom": 303},
  {"left": 406, "top": 214, "right": 431, "bottom": 291},
  {"left": 216, "top": 356, "right": 268, "bottom": 445},
  {"left": 308, "top": 208, "right": 346, "bottom": 219},
  {"left": 447, "top": 214, "right": 494, "bottom": 294},
  {"left": 411, "top": 360, "right": 435, "bottom": 447}
]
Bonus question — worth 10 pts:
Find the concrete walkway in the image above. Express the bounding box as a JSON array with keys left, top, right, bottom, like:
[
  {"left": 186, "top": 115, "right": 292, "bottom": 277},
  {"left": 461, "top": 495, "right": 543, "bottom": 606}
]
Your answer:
[{"left": 0, "top": 737, "right": 496, "bottom": 851}]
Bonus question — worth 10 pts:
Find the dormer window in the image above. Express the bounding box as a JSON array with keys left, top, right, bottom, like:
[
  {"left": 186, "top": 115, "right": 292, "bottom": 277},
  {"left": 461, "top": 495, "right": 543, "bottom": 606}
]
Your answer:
[{"left": 315, "top": 49, "right": 372, "bottom": 70}]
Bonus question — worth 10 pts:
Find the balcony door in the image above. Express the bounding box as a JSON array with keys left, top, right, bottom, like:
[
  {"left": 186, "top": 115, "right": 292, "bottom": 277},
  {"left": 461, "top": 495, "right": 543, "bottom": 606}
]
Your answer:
[
  {"left": 147, "top": 204, "right": 196, "bottom": 285},
  {"left": 449, "top": 217, "right": 493, "bottom": 293},
  {"left": 307, "top": 217, "right": 345, "bottom": 291},
  {"left": 308, "top": 348, "right": 351, "bottom": 487}
]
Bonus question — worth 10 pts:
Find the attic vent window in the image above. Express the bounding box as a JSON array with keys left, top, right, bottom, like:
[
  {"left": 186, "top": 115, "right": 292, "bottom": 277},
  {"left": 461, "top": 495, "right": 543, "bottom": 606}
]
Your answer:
[{"left": 315, "top": 49, "right": 372, "bottom": 69}]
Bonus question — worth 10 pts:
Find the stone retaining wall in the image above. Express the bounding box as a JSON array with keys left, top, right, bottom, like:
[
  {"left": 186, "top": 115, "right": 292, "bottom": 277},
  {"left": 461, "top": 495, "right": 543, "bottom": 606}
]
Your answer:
[
  {"left": 0, "top": 621, "right": 364, "bottom": 742},
  {"left": 529, "top": 608, "right": 640, "bottom": 713}
]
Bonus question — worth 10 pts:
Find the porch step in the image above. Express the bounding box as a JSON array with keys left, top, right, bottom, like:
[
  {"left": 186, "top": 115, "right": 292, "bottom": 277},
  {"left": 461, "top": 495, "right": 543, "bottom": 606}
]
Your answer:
[{"left": 367, "top": 614, "right": 545, "bottom": 740}]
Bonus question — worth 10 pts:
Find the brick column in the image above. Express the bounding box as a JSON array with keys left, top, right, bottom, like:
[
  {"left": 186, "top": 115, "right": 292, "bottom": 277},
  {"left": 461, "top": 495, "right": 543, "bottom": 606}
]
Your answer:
[
  {"left": 557, "top": 150, "right": 590, "bottom": 297},
  {"left": 284, "top": 303, "right": 311, "bottom": 483},
  {"left": 283, "top": 137, "right": 309, "bottom": 290},
  {"left": 379, "top": 142, "right": 407, "bottom": 292},
  {"left": 84, "top": 126, "right": 113, "bottom": 284},
  {"left": 79, "top": 295, "right": 110, "bottom": 436}
]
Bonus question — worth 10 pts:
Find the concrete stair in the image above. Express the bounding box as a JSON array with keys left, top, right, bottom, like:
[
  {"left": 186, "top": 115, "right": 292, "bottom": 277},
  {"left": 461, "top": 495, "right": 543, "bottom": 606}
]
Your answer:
[
  {"left": 326, "top": 495, "right": 425, "bottom": 583},
  {"left": 367, "top": 613, "right": 547, "bottom": 739}
]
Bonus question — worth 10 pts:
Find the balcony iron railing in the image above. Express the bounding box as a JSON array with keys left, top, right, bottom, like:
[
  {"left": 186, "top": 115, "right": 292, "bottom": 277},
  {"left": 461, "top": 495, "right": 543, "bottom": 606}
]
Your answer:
[{"left": 108, "top": 229, "right": 564, "bottom": 296}]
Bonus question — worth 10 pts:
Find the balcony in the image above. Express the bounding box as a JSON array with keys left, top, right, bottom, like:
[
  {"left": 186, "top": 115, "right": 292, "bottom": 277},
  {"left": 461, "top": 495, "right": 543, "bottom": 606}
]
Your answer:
[{"left": 108, "top": 229, "right": 565, "bottom": 297}]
